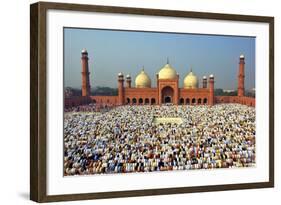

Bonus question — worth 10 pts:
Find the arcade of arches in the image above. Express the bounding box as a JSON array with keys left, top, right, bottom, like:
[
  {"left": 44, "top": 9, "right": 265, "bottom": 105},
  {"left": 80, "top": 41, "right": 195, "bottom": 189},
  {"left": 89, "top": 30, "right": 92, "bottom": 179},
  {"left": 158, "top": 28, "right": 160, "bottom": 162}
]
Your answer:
[{"left": 124, "top": 97, "right": 208, "bottom": 105}]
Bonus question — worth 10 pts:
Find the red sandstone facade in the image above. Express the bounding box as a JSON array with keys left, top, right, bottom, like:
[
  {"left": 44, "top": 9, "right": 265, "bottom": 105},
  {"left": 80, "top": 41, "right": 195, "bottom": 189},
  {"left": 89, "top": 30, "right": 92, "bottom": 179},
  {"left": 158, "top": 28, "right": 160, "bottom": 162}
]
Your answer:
[{"left": 65, "top": 51, "right": 255, "bottom": 108}]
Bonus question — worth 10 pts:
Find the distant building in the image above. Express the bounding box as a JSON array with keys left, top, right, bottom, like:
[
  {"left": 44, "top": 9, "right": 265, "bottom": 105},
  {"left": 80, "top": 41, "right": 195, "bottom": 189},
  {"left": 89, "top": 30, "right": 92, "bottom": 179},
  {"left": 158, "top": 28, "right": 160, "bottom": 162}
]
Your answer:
[
  {"left": 65, "top": 51, "right": 255, "bottom": 107},
  {"left": 64, "top": 87, "right": 75, "bottom": 98},
  {"left": 223, "top": 89, "right": 235, "bottom": 93}
]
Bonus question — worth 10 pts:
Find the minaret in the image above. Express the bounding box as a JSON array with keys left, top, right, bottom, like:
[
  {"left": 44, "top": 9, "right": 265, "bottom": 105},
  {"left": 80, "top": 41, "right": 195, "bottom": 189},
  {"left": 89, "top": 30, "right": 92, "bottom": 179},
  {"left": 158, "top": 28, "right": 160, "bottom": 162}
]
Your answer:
[
  {"left": 126, "top": 74, "right": 131, "bottom": 88},
  {"left": 81, "top": 49, "right": 91, "bottom": 97},
  {"left": 209, "top": 74, "right": 215, "bottom": 106},
  {"left": 156, "top": 73, "right": 160, "bottom": 105},
  {"left": 238, "top": 54, "right": 245, "bottom": 97},
  {"left": 118, "top": 72, "right": 124, "bottom": 105},
  {"left": 202, "top": 76, "right": 207, "bottom": 88}
]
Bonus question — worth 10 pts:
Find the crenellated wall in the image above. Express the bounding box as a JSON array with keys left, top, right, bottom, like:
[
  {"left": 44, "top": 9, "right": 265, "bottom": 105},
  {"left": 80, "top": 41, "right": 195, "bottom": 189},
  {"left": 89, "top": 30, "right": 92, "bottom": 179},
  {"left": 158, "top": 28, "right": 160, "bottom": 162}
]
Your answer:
[
  {"left": 239, "top": 96, "right": 255, "bottom": 107},
  {"left": 215, "top": 96, "right": 255, "bottom": 107},
  {"left": 64, "top": 96, "right": 91, "bottom": 108},
  {"left": 90, "top": 96, "right": 118, "bottom": 105}
]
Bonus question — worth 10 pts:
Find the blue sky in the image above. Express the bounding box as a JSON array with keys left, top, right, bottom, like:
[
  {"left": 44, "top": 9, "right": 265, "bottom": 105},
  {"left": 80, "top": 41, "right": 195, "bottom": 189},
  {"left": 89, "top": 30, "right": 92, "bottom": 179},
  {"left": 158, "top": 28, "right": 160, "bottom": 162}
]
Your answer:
[{"left": 64, "top": 28, "right": 255, "bottom": 90}]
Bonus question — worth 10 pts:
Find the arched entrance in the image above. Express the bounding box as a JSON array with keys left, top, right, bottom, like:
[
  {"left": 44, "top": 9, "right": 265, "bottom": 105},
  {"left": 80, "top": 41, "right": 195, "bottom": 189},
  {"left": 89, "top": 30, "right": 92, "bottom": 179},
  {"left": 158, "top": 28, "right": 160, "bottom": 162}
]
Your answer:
[
  {"left": 161, "top": 86, "right": 174, "bottom": 104},
  {"left": 179, "top": 98, "right": 184, "bottom": 105},
  {"left": 145, "top": 98, "right": 149, "bottom": 105},
  {"left": 203, "top": 98, "right": 208, "bottom": 104},
  {"left": 191, "top": 98, "right": 196, "bottom": 105},
  {"left": 132, "top": 98, "right": 137, "bottom": 105}
]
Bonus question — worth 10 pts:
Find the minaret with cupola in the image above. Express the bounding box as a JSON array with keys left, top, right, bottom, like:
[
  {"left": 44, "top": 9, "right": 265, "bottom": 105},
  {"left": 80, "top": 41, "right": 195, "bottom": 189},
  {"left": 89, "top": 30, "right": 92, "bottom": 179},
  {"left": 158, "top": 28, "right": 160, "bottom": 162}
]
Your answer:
[
  {"left": 238, "top": 54, "right": 245, "bottom": 97},
  {"left": 209, "top": 74, "right": 215, "bottom": 106},
  {"left": 202, "top": 76, "right": 207, "bottom": 88},
  {"left": 126, "top": 74, "right": 132, "bottom": 88},
  {"left": 118, "top": 72, "right": 124, "bottom": 105},
  {"left": 81, "top": 49, "right": 91, "bottom": 97}
]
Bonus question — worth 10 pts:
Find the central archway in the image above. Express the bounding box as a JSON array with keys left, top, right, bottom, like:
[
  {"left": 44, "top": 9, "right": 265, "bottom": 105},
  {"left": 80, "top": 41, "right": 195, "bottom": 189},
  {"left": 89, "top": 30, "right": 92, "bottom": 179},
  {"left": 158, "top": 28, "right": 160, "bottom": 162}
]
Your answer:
[{"left": 161, "top": 86, "right": 174, "bottom": 104}]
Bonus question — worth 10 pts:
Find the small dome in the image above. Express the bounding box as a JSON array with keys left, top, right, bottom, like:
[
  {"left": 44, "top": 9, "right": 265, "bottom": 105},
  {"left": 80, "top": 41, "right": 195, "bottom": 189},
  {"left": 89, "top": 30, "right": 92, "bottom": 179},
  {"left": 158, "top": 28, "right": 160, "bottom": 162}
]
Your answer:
[
  {"left": 184, "top": 71, "right": 198, "bottom": 88},
  {"left": 118, "top": 72, "right": 123, "bottom": 76},
  {"left": 203, "top": 76, "right": 207, "bottom": 79},
  {"left": 240, "top": 54, "right": 245, "bottom": 59},
  {"left": 81, "top": 48, "right": 87, "bottom": 53},
  {"left": 158, "top": 63, "right": 177, "bottom": 79},
  {"left": 126, "top": 74, "right": 131, "bottom": 79},
  {"left": 135, "top": 69, "right": 151, "bottom": 88},
  {"left": 209, "top": 74, "right": 214, "bottom": 78}
]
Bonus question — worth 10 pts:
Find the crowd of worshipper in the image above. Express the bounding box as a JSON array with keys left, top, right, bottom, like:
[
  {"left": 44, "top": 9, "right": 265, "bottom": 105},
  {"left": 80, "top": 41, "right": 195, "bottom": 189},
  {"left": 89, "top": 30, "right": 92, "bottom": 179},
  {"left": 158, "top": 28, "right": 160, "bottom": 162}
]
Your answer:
[
  {"left": 64, "top": 103, "right": 113, "bottom": 113},
  {"left": 63, "top": 104, "right": 255, "bottom": 176}
]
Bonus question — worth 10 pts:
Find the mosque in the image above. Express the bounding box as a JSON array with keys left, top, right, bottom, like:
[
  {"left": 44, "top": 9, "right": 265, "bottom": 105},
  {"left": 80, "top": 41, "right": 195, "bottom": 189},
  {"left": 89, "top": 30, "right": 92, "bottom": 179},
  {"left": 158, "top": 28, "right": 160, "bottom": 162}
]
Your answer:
[{"left": 65, "top": 49, "right": 255, "bottom": 107}]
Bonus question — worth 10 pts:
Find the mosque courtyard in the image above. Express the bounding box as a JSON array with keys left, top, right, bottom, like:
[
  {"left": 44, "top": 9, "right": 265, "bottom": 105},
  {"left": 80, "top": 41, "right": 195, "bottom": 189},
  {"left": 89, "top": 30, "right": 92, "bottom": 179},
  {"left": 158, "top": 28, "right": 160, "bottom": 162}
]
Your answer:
[{"left": 63, "top": 104, "right": 256, "bottom": 176}]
